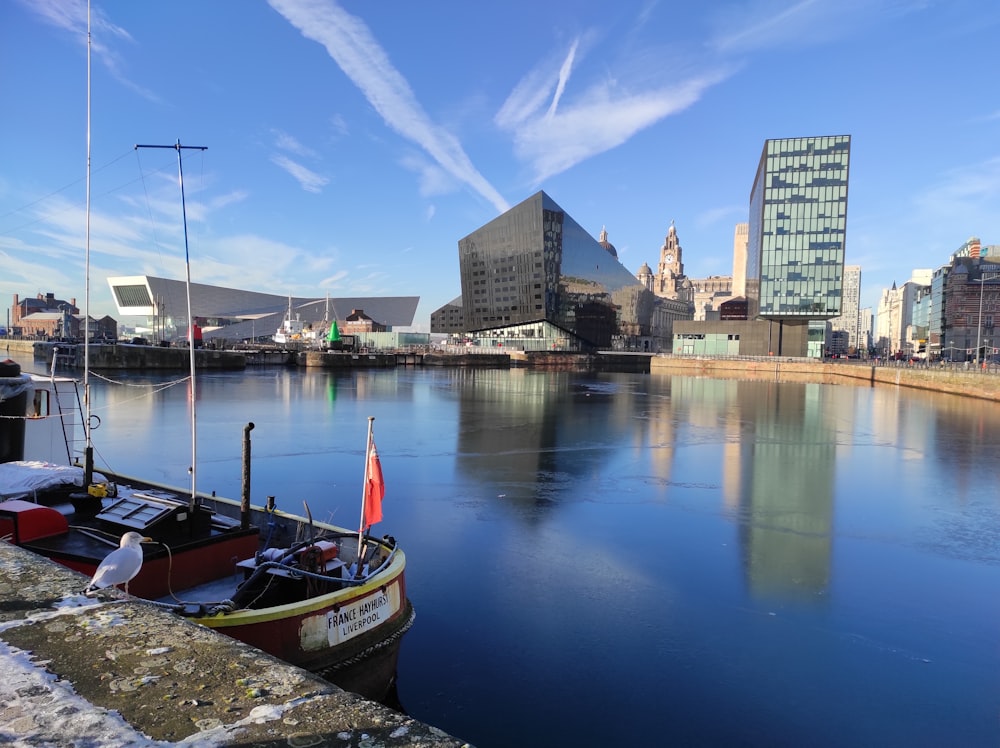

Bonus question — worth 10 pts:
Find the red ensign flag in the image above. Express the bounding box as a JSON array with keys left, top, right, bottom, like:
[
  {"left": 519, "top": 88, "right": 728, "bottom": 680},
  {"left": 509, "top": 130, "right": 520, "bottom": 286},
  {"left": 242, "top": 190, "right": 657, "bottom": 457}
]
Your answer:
[{"left": 363, "top": 441, "right": 385, "bottom": 527}]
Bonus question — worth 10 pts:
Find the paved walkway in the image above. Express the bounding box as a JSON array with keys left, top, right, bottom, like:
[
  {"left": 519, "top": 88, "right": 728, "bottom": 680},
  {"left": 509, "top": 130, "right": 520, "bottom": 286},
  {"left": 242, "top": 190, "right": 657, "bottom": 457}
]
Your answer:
[{"left": 0, "top": 541, "right": 470, "bottom": 747}]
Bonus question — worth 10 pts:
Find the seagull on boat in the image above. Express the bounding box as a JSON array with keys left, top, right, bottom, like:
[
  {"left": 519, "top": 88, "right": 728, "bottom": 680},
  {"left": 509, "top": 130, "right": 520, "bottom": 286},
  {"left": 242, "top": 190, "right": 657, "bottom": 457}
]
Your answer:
[{"left": 84, "top": 531, "right": 152, "bottom": 595}]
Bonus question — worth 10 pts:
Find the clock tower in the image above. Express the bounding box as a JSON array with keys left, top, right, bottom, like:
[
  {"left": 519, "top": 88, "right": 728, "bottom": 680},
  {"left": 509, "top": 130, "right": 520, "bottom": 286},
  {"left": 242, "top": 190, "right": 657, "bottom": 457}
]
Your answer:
[{"left": 654, "top": 221, "right": 685, "bottom": 299}]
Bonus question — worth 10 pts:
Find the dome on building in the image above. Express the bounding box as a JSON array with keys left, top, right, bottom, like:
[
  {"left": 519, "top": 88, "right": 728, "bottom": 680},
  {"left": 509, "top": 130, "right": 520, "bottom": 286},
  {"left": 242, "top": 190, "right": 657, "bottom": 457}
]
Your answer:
[
  {"left": 638, "top": 262, "right": 652, "bottom": 275},
  {"left": 598, "top": 226, "right": 618, "bottom": 258}
]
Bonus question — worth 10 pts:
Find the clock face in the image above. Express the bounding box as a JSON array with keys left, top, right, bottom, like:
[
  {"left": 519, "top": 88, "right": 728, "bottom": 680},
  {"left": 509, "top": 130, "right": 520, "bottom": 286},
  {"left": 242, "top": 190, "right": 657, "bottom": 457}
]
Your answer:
[{"left": 666, "top": 253, "right": 674, "bottom": 263}]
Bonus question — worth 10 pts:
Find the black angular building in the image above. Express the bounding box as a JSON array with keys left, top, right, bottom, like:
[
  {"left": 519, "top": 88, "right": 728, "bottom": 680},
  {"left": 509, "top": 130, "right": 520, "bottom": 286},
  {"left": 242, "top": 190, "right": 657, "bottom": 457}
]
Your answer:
[{"left": 456, "top": 191, "right": 655, "bottom": 350}]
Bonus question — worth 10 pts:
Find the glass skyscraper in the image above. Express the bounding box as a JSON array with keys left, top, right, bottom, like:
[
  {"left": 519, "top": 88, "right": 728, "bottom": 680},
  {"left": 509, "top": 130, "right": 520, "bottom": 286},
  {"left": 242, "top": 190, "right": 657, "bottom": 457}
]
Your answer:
[
  {"left": 747, "top": 135, "right": 851, "bottom": 322},
  {"left": 457, "top": 191, "right": 654, "bottom": 349}
]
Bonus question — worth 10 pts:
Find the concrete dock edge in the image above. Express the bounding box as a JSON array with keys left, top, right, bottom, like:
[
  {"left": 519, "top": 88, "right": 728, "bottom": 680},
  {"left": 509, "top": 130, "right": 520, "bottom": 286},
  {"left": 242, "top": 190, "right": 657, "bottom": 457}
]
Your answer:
[{"left": 0, "top": 541, "right": 471, "bottom": 747}]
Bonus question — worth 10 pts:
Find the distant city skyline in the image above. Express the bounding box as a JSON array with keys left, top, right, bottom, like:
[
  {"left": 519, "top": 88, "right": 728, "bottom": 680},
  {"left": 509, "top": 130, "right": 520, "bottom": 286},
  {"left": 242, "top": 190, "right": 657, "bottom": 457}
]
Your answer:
[{"left": 3, "top": 1, "right": 997, "bottom": 330}]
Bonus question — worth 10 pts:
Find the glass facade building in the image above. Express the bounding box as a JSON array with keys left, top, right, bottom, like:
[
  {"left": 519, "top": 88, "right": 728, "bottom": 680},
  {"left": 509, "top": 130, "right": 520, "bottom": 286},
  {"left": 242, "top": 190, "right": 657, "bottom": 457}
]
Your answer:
[
  {"left": 747, "top": 135, "right": 851, "bottom": 321},
  {"left": 457, "top": 191, "right": 654, "bottom": 349}
]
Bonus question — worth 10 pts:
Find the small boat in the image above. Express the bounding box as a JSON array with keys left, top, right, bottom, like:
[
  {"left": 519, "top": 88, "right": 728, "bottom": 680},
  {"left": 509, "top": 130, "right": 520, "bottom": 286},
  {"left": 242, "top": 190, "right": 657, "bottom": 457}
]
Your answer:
[
  {"left": 273, "top": 297, "right": 322, "bottom": 346},
  {"left": 0, "top": 363, "right": 413, "bottom": 701}
]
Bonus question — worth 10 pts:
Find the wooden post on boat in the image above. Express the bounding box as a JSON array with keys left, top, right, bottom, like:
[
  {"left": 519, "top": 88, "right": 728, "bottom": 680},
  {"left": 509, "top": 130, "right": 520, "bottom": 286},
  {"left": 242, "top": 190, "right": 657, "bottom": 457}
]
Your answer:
[{"left": 241, "top": 422, "right": 254, "bottom": 529}]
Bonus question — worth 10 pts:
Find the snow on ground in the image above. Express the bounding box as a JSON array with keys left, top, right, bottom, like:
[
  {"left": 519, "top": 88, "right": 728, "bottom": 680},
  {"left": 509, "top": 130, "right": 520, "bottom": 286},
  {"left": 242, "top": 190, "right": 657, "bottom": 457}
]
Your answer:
[{"left": 0, "top": 595, "right": 297, "bottom": 747}]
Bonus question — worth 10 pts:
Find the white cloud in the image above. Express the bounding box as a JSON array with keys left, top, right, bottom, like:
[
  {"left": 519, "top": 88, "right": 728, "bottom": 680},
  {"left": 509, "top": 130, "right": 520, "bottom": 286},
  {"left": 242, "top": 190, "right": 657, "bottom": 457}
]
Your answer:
[
  {"left": 400, "top": 154, "right": 455, "bottom": 199},
  {"left": 19, "top": 0, "right": 159, "bottom": 102},
  {"left": 208, "top": 190, "right": 249, "bottom": 212},
  {"left": 495, "top": 20, "right": 734, "bottom": 185},
  {"left": 268, "top": 0, "right": 509, "bottom": 214},
  {"left": 273, "top": 130, "right": 317, "bottom": 158},
  {"left": 546, "top": 39, "right": 580, "bottom": 120},
  {"left": 504, "top": 70, "right": 730, "bottom": 185},
  {"left": 328, "top": 113, "right": 350, "bottom": 138},
  {"left": 270, "top": 154, "right": 330, "bottom": 193},
  {"left": 708, "top": 0, "right": 930, "bottom": 54}
]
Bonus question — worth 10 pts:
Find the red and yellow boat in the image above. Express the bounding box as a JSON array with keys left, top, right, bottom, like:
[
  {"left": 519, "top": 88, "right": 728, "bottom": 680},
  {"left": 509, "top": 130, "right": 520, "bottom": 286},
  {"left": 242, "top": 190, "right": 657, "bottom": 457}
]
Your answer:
[{"left": 0, "top": 364, "right": 413, "bottom": 701}]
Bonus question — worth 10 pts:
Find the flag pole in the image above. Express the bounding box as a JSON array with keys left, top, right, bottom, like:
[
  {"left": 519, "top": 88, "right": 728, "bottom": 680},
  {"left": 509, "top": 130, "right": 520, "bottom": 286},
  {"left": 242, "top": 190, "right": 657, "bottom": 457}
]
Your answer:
[{"left": 356, "top": 416, "right": 375, "bottom": 572}]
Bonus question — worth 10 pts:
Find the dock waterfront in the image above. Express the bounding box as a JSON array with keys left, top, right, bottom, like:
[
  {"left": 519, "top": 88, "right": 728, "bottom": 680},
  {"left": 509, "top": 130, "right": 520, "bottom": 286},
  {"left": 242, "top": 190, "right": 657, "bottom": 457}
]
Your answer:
[
  {"left": 9, "top": 339, "right": 650, "bottom": 371},
  {"left": 10, "top": 338, "right": 1000, "bottom": 401},
  {"left": 0, "top": 541, "right": 470, "bottom": 747}
]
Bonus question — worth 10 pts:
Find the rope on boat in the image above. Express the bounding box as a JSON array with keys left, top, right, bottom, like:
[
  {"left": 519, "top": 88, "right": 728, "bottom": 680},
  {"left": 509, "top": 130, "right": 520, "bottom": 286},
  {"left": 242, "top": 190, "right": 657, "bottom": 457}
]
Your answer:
[
  {"left": 196, "top": 546, "right": 399, "bottom": 616},
  {"left": 317, "top": 602, "right": 417, "bottom": 674}
]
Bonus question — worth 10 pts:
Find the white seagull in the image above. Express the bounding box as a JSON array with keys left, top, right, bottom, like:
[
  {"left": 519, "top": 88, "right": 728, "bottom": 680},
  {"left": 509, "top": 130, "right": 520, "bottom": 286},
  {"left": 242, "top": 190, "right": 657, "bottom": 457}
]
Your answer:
[{"left": 84, "top": 531, "right": 152, "bottom": 595}]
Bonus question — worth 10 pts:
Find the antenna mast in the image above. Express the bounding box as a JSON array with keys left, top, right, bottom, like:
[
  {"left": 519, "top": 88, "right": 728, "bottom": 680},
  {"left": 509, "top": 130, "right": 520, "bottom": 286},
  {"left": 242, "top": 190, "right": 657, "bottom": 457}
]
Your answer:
[
  {"left": 83, "top": 1, "right": 93, "bottom": 485},
  {"left": 134, "top": 140, "right": 207, "bottom": 509}
]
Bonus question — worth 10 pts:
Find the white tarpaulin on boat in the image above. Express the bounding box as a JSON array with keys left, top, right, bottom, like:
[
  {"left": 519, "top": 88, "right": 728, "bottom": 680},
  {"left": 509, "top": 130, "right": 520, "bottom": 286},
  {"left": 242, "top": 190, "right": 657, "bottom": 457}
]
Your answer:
[
  {"left": 0, "top": 374, "right": 32, "bottom": 404},
  {"left": 0, "top": 461, "right": 104, "bottom": 499}
]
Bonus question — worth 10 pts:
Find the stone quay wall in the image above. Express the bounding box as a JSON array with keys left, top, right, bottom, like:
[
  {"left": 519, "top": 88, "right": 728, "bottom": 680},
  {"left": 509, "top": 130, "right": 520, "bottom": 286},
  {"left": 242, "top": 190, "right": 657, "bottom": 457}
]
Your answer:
[
  {"left": 650, "top": 355, "right": 1000, "bottom": 402},
  {"left": 0, "top": 541, "right": 470, "bottom": 747}
]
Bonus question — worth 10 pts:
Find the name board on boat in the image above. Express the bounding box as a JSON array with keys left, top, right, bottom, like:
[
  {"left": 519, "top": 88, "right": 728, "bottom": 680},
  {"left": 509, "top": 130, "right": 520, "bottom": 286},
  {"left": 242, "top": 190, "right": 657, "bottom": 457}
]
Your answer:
[{"left": 326, "top": 585, "right": 400, "bottom": 646}]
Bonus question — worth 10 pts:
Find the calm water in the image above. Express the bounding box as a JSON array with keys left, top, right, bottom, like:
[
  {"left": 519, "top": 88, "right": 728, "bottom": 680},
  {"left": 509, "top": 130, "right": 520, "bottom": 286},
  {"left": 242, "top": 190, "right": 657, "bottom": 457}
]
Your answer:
[{"left": 16, "top": 357, "right": 1000, "bottom": 746}]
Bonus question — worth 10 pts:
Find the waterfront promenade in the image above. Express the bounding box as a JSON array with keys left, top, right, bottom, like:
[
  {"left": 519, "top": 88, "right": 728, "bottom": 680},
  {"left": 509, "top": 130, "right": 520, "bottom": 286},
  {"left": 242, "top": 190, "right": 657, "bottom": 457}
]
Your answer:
[{"left": 0, "top": 541, "right": 469, "bottom": 747}]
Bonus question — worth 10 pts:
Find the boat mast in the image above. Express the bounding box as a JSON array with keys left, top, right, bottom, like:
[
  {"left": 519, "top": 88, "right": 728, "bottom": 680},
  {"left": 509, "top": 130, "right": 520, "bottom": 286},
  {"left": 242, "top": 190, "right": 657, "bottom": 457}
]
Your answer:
[
  {"left": 83, "top": 0, "right": 94, "bottom": 485},
  {"left": 134, "top": 140, "right": 207, "bottom": 510}
]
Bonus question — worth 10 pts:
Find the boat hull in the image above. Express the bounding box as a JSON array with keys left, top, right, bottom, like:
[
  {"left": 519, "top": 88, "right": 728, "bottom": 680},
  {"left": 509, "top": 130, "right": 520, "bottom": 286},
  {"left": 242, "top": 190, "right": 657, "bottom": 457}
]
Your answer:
[{"left": 196, "top": 547, "right": 411, "bottom": 700}]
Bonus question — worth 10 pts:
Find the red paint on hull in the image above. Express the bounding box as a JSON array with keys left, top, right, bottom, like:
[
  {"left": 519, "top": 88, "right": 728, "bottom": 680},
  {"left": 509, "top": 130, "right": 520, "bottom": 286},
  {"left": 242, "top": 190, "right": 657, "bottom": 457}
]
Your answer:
[{"left": 57, "top": 534, "right": 260, "bottom": 599}]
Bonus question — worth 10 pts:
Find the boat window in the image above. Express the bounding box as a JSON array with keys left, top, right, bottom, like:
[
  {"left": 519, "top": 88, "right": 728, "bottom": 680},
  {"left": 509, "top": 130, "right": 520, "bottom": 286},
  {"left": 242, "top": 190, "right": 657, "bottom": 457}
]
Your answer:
[{"left": 31, "top": 390, "right": 49, "bottom": 419}]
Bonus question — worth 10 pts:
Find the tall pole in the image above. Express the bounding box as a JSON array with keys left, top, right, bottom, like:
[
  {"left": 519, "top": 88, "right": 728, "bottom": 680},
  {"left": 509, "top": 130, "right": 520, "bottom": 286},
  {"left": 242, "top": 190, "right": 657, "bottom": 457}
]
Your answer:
[
  {"left": 135, "top": 141, "right": 207, "bottom": 509},
  {"left": 81, "top": 1, "right": 95, "bottom": 485}
]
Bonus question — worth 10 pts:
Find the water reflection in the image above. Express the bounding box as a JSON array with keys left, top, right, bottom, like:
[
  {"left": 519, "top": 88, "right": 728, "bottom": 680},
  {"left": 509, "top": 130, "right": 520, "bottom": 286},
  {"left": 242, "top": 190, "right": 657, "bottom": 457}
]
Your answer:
[
  {"left": 749, "top": 382, "right": 835, "bottom": 602},
  {"left": 454, "top": 370, "right": 631, "bottom": 511},
  {"left": 11, "top": 355, "right": 1000, "bottom": 747}
]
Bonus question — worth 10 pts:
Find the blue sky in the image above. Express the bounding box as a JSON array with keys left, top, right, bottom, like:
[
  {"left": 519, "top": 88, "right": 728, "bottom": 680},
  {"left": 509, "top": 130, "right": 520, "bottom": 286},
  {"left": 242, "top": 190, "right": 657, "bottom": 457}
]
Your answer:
[{"left": 2, "top": 0, "right": 998, "bottom": 330}]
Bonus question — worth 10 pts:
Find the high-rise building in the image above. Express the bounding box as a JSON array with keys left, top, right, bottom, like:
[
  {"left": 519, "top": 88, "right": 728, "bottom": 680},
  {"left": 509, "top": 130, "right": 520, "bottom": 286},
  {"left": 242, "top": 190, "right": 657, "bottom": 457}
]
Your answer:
[
  {"left": 746, "top": 135, "right": 851, "bottom": 356},
  {"left": 732, "top": 222, "right": 748, "bottom": 298},
  {"left": 858, "top": 307, "right": 873, "bottom": 353},
  {"left": 830, "top": 265, "right": 861, "bottom": 350},
  {"left": 455, "top": 191, "right": 655, "bottom": 350}
]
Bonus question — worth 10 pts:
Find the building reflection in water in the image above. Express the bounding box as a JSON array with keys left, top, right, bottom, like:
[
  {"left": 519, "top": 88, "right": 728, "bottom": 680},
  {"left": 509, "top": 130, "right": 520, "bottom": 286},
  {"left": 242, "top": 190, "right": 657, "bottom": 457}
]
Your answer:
[
  {"left": 664, "top": 376, "right": 846, "bottom": 603},
  {"left": 452, "top": 369, "right": 626, "bottom": 515},
  {"left": 449, "top": 368, "right": 843, "bottom": 603},
  {"left": 737, "top": 381, "right": 837, "bottom": 603}
]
